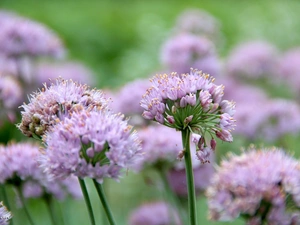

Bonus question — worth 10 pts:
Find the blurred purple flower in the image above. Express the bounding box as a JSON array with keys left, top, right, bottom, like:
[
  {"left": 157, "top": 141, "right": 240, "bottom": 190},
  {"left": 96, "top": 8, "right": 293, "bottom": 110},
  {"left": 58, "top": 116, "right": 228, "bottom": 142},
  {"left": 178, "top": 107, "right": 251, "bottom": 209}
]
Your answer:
[
  {"left": 0, "top": 10, "right": 65, "bottom": 58},
  {"left": 34, "top": 61, "right": 95, "bottom": 86},
  {"left": 0, "top": 142, "right": 82, "bottom": 200},
  {"left": 226, "top": 41, "right": 279, "bottom": 80},
  {"left": 40, "top": 109, "right": 142, "bottom": 183},
  {"left": 0, "top": 202, "right": 12, "bottom": 225},
  {"left": 128, "top": 201, "right": 182, "bottom": 225},
  {"left": 18, "top": 78, "right": 108, "bottom": 138},
  {"left": 174, "top": 9, "right": 221, "bottom": 41},
  {"left": 160, "top": 33, "right": 221, "bottom": 76},
  {"left": 207, "top": 147, "right": 300, "bottom": 224},
  {"left": 133, "top": 125, "right": 182, "bottom": 171}
]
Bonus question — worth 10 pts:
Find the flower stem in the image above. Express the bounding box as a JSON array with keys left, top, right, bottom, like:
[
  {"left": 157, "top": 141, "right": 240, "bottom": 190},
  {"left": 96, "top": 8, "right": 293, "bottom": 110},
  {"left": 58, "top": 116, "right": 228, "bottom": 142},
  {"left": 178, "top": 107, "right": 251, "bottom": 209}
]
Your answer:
[
  {"left": 43, "top": 195, "right": 57, "bottom": 225},
  {"left": 16, "top": 186, "right": 35, "bottom": 225},
  {"left": 181, "top": 129, "right": 198, "bottom": 225},
  {"left": 78, "top": 178, "right": 96, "bottom": 225},
  {"left": 92, "top": 179, "right": 116, "bottom": 225}
]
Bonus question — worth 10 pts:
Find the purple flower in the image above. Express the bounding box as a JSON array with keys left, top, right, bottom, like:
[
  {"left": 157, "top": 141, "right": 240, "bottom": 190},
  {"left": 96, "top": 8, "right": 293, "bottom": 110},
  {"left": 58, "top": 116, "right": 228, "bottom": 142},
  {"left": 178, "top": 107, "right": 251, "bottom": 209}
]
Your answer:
[
  {"left": 18, "top": 78, "right": 108, "bottom": 138},
  {"left": 0, "top": 202, "right": 12, "bottom": 225},
  {"left": 34, "top": 61, "right": 95, "bottom": 86},
  {"left": 207, "top": 147, "right": 300, "bottom": 224},
  {"left": 226, "top": 41, "right": 279, "bottom": 80},
  {"left": 174, "top": 9, "right": 221, "bottom": 42},
  {"left": 0, "top": 75, "right": 23, "bottom": 124},
  {"left": 0, "top": 10, "right": 65, "bottom": 58},
  {"left": 160, "top": 33, "right": 221, "bottom": 76},
  {"left": 132, "top": 125, "right": 182, "bottom": 171},
  {"left": 141, "top": 69, "right": 235, "bottom": 162},
  {"left": 128, "top": 201, "right": 182, "bottom": 225},
  {"left": 40, "top": 109, "right": 142, "bottom": 183},
  {"left": 0, "top": 142, "right": 82, "bottom": 200}
]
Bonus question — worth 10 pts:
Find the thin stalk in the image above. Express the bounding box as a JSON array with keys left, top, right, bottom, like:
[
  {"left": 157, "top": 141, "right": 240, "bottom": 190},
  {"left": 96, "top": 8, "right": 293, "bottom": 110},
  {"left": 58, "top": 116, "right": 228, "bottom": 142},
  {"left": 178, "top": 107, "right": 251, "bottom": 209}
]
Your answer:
[
  {"left": 78, "top": 178, "right": 96, "bottom": 225},
  {"left": 16, "top": 186, "right": 35, "bottom": 225},
  {"left": 181, "top": 129, "right": 198, "bottom": 225},
  {"left": 0, "top": 185, "right": 13, "bottom": 225},
  {"left": 92, "top": 179, "right": 116, "bottom": 225},
  {"left": 43, "top": 195, "right": 57, "bottom": 225},
  {"left": 157, "top": 168, "right": 187, "bottom": 224}
]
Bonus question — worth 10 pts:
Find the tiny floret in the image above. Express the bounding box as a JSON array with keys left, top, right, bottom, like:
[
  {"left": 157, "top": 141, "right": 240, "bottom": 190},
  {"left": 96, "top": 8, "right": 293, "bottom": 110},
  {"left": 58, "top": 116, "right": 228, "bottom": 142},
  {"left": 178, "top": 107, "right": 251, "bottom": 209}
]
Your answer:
[{"left": 0, "top": 202, "right": 12, "bottom": 225}]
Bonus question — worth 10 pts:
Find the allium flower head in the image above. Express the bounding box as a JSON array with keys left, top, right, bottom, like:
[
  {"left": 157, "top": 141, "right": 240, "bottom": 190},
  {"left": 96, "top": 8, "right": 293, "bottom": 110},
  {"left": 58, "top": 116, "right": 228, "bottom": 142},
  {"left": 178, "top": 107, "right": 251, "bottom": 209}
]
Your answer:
[
  {"left": 226, "top": 41, "right": 279, "bottom": 80},
  {"left": 141, "top": 69, "right": 235, "bottom": 163},
  {"left": 0, "top": 10, "right": 65, "bottom": 58},
  {"left": 128, "top": 201, "right": 182, "bottom": 225},
  {"left": 40, "top": 108, "right": 142, "bottom": 183},
  {"left": 133, "top": 125, "right": 182, "bottom": 171},
  {"left": 0, "top": 142, "right": 81, "bottom": 200},
  {"left": 207, "top": 147, "right": 300, "bottom": 224},
  {"left": 0, "top": 202, "right": 12, "bottom": 225},
  {"left": 18, "top": 78, "right": 108, "bottom": 138},
  {"left": 160, "top": 33, "right": 221, "bottom": 76}
]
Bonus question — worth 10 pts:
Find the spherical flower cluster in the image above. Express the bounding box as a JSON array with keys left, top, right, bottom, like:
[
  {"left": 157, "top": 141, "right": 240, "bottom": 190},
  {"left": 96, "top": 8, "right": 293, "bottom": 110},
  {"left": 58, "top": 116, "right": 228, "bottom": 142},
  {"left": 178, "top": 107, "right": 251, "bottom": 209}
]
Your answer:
[
  {"left": 279, "top": 48, "right": 300, "bottom": 96},
  {"left": 128, "top": 201, "right": 182, "bottom": 225},
  {"left": 40, "top": 109, "right": 142, "bottom": 183},
  {"left": 174, "top": 9, "right": 221, "bottom": 42},
  {"left": 34, "top": 61, "right": 95, "bottom": 86},
  {"left": 207, "top": 147, "right": 300, "bottom": 224},
  {"left": 0, "top": 202, "right": 12, "bottom": 225},
  {"left": 133, "top": 125, "right": 182, "bottom": 171},
  {"left": 160, "top": 33, "right": 221, "bottom": 76},
  {"left": 18, "top": 78, "right": 108, "bottom": 138},
  {"left": 0, "top": 142, "right": 82, "bottom": 200},
  {"left": 226, "top": 41, "right": 279, "bottom": 80},
  {"left": 140, "top": 69, "right": 235, "bottom": 163},
  {"left": 0, "top": 10, "right": 65, "bottom": 58},
  {"left": 0, "top": 75, "right": 23, "bottom": 124}
]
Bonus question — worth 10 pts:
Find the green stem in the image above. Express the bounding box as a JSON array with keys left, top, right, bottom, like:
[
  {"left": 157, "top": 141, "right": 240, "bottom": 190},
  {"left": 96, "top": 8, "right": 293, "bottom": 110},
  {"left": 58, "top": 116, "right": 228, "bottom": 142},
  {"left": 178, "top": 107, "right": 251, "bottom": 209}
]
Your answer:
[
  {"left": 43, "top": 195, "right": 57, "bottom": 225},
  {"left": 157, "top": 168, "right": 187, "bottom": 224},
  {"left": 181, "top": 129, "right": 198, "bottom": 225},
  {"left": 78, "top": 178, "right": 96, "bottom": 225},
  {"left": 92, "top": 179, "right": 116, "bottom": 225},
  {"left": 0, "top": 185, "right": 13, "bottom": 225},
  {"left": 16, "top": 186, "right": 35, "bottom": 225}
]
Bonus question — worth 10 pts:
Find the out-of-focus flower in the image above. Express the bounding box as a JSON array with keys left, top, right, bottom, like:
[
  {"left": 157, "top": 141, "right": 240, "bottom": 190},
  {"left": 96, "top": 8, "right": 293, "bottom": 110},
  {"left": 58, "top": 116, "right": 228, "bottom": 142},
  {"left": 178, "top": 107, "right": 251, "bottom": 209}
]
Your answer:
[
  {"left": 40, "top": 109, "right": 142, "bottom": 183},
  {"left": 133, "top": 125, "right": 182, "bottom": 171},
  {"left": 0, "top": 10, "right": 65, "bottom": 58},
  {"left": 0, "top": 75, "right": 23, "bottom": 124},
  {"left": 279, "top": 48, "right": 300, "bottom": 96},
  {"left": 18, "top": 78, "right": 108, "bottom": 138},
  {"left": 0, "top": 202, "right": 12, "bottom": 225},
  {"left": 207, "top": 147, "right": 300, "bottom": 224},
  {"left": 226, "top": 41, "right": 279, "bottom": 80},
  {"left": 160, "top": 33, "right": 221, "bottom": 76},
  {"left": 128, "top": 201, "right": 182, "bottom": 225},
  {"left": 0, "top": 54, "right": 18, "bottom": 77},
  {"left": 174, "top": 9, "right": 222, "bottom": 43},
  {"left": 0, "top": 142, "right": 82, "bottom": 200},
  {"left": 140, "top": 69, "right": 235, "bottom": 163},
  {"left": 34, "top": 61, "right": 95, "bottom": 86}
]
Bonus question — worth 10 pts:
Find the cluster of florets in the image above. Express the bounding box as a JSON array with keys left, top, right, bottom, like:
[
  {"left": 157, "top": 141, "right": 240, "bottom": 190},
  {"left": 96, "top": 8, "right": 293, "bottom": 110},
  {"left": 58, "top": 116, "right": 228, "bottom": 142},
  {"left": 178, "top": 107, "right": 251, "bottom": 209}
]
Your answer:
[
  {"left": 0, "top": 202, "right": 12, "bottom": 225},
  {"left": 133, "top": 125, "right": 182, "bottom": 171},
  {"left": 40, "top": 108, "right": 142, "bottom": 183},
  {"left": 18, "top": 78, "right": 108, "bottom": 138},
  {"left": 128, "top": 201, "right": 182, "bottom": 225},
  {"left": 206, "top": 147, "right": 300, "bottom": 224},
  {"left": 0, "top": 10, "right": 64, "bottom": 58},
  {"left": 140, "top": 69, "right": 235, "bottom": 163},
  {"left": 0, "top": 142, "right": 81, "bottom": 200}
]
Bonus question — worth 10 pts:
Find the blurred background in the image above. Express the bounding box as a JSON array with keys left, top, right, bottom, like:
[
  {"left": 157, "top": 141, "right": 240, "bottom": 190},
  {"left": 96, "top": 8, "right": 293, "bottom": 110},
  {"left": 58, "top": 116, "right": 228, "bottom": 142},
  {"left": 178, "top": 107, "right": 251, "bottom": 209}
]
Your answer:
[{"left": 1, "top": 0, "right": 300, "bottom": 224}]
